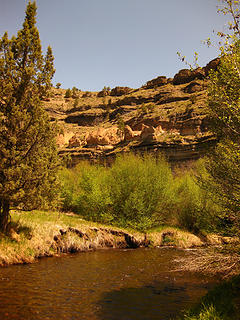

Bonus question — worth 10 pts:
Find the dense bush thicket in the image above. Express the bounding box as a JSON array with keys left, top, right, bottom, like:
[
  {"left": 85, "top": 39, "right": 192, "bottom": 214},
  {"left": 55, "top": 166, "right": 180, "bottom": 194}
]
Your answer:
[{"left": 59, "top": 154, "right": 224, "bottom": 232}]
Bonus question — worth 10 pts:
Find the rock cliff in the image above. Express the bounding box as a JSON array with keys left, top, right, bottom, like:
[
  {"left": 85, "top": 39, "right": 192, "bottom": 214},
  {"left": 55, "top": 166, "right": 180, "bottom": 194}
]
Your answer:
[{"left": 45, "top": 58, "right": 220, "bottom": 165}]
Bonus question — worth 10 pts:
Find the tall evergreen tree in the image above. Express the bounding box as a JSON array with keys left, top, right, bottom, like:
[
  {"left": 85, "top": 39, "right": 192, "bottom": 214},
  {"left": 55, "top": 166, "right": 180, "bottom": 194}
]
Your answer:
[{"left": 0, "top": 1, "right": 59, "bottom": 231}]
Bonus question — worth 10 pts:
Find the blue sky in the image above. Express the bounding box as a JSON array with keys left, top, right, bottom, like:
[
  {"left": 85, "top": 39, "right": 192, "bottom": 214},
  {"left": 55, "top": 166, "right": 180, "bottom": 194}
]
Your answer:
[{"left": 1, "top": 0, "right": 229, "bottom": 91}]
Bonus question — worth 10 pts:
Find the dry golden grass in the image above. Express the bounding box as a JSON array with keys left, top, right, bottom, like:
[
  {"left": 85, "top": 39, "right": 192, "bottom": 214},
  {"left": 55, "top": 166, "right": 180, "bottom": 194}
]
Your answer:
[
  {"left": 148, "top": 226, "right": 204, "bottom": 248},
  {"left": 0, "top": 210, "right": 145, "bottom": 266},
  {"left": 173, "top": 247, "right": 240, "bottom": 279},
  {"left": 1, "top": 211, "right": 232, "bottom": 268}
]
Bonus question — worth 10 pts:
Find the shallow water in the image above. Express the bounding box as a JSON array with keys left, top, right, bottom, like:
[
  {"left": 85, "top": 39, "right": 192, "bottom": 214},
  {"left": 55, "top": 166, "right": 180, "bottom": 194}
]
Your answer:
[{"left": 0, "top": 248, "right": 216, "bottom": 320}]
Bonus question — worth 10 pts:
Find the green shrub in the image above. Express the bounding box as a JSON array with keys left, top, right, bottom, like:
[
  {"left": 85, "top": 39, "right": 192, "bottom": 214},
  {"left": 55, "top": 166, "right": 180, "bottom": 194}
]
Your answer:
[
  {"left": 58, "top": 167, "right": 80, "bottom": 212},
  {"left": 59, "top": 155, "right": 225, "bottom": 233},
  {"left": 64, "top": 88, "right": 71, "bottom": 98},
  {"left": 173, "top": 162, "right": 222, "bottom": 233},
  {"left": 75, "top": 164, "right": 113, "bottom": 224},
  {"left": 59, "top": 154, "right": 174, "bottom": 231},
  {"left": 107, "top": 154, "right": 173, "bottom": 230},
  {"left": 72, "top": 86, "right": 78, "bottom": 98}
]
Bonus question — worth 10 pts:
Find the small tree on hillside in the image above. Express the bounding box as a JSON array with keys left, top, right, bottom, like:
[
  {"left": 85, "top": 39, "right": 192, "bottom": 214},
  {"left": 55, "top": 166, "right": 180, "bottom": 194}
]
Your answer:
[
  {"left": 65, "top": 88, "right": 72, "bottom": 98},
  {"left": 0, "top": 1, "right": 59, "bottom": 231}
]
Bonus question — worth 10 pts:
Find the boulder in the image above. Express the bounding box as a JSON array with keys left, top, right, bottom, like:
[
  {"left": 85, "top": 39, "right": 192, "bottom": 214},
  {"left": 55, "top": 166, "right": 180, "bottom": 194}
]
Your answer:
[
  {"left": 184, "top": 81, "right": 203, "bottom": 93},
  {"left": 68, "top": 135, "right": 81, "bottom": 148},
  {"left": 110, "top": 86, "right": 132, "bottom": 96},
  {"left": 144, "top": 76, "right": 168, "bottom": 89},
  {"left": 173, "top": 67, "right": 205, "bottom": 85},
  {"left": 86, "top": 127, "right": 122, "bottom": 146},
  {"left": 155, "top": 125, "right": 164, "bottom": 135},
  {"left": 56, "top": 132, "right": 75, "bottom": 147},
  {"left": 140, "top": 124, "right": 156, "bottom": 142},
  {"left": 124, "top": 125, "right": 135, "bottom": 141},
  {"left": 204, "top": 57, "right": 220, "bottom": 75}
]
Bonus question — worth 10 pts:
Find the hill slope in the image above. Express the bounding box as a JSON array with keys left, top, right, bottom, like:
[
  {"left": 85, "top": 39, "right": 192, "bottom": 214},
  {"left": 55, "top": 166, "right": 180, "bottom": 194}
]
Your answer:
[{"left": 44, "top": 58, "right": 219, "bottom": 165}]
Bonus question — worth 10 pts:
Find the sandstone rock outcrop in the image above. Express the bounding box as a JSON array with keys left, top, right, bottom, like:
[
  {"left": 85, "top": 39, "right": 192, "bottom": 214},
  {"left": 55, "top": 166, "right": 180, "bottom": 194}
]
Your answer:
[
  {"left": 45, "top": 58, "right": 219, "bottom": 165},
  {"left": 68, "top": 135, "right": 81, "bottom": 148},
  {"left": 204, "top": 57, "right": 220, "bottom": 75},
  {"left": 144, "top": 76, "right": 168, "bottom": 89},
  {"left": 86, "top": 127, "right": 122, "bottom": 146},
  {"left": 124, "top": 125, "right": 135, "bottom": 141},
  {"left": 184, "top": 81, "right": 204, "bottom": 94},
  {"left": 173, "top": 67, "right": 205, "bottom": 85},
  {"left": 124, "top": 125, "right": 141, "bottom": 142},
  {"left": 56, "top": 132, "right": 75, "bottom": 148},
  {"left": 110, "top": 86, "right": 132, "bottom": 96},
  {"left": 140, "top": 124, "right": 156, "bottom": 142}
]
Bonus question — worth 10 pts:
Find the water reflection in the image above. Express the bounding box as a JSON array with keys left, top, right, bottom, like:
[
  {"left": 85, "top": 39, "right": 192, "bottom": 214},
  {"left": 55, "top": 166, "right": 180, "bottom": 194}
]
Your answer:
[
  {"left": 0, "top": 248, "right": 216, "bottom": 320},
  {"left": 97, "top": 281, "right": 209, "bottom": 320}
]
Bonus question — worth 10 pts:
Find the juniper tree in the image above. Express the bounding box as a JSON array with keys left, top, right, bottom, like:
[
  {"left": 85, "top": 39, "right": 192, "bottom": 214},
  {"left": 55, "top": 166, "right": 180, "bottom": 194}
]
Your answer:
[{"left": 0, "top": 1, "right": 59, "bottom": 231}]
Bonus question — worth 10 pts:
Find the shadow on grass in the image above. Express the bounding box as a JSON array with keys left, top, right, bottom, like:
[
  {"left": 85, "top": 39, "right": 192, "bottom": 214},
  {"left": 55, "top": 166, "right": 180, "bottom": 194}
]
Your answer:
[
  {"left": 180, "top": 275, "right": 240, "bottom": 320},
  {"left": 9, "top": 220, "right": 33, "bottom": 240}
]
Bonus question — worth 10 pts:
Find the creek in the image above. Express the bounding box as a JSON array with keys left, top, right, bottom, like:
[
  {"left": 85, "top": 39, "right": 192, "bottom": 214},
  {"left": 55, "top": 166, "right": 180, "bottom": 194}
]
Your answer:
[{"left": 0, "top": 248, "right": 217, "bottom": 320}]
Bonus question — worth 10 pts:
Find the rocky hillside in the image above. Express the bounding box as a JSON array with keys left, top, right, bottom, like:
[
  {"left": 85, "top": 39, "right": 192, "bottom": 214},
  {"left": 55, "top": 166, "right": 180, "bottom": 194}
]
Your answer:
[{"left": 44, "top": 58, "right": 220, "bottom": 165}]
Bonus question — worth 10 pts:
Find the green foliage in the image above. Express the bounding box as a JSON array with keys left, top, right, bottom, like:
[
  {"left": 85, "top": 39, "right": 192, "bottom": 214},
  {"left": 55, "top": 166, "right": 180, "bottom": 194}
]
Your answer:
[
  {"left": 106, "top": 154, "right": 173, "bottom": 230},
  {"left": 182, "top": 304, "right": 223, "bottom": 320},
  {"left": 103, "top": 86, "right": 111, "bottom": 94},
  {"left": 71, "top": 86, "right": 78, "bottom": 98},
  {"left": 75, "top": 165, "right": 112, "bottom": 223},
  {"left": 0, "top": 1, "right": 59, "bottom": 231},
  {"left": 64, "top": 88, "right": 72, "bottom": 98},
  {"left": 56, "top": 82, "right": 61, "bottom": 89},
  {"left": 203, "top": 1, "right": 240, "bottom": 226},
  {"left": 58, "top": 167, "right": 79, "bottom": 212},
  {"left": 208, "top": 43, "right": 240, "bottom": 140},
  {"left": 181, "top": 275, "right": 240, "bottom": 320},
  {"left": 59, "top": 154, "right": 174, "bottom": 231},
  {"left": 198, "top": 141, "right": 240, "bottom": 231},
  {"left": 174, "top": 164, "right": 222, "bottom": 233},
  {"left": 59, "top": 155, "right": 228, "bottom": 233}
]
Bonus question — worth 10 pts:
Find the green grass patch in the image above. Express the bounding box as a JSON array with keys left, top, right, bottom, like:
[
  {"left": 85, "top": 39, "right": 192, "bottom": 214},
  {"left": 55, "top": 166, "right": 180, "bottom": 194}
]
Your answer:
[{"left": 180, "top": 275, "right": 240, "bottom": 320}]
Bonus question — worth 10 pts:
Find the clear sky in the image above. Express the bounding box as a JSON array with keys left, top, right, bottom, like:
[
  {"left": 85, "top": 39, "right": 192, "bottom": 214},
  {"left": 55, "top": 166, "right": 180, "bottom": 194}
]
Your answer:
[{"left": 0, "top": 0, "right": 230, "bottom": 91}]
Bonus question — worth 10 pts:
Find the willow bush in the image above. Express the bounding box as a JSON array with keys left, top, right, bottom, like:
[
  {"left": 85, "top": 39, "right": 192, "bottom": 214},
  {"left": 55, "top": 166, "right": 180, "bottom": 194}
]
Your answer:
[
  {"left": 59, "top": 155, "right": 225, "bottom": 233},
  {"left": 59, "top": 154, "right": 174, "bottom": 231},
  {"left": 106, "top": 154, "right": 174, "bottom": 230},
  {"left": 173, "top": 168, "right": 222, "bottom": 233}
]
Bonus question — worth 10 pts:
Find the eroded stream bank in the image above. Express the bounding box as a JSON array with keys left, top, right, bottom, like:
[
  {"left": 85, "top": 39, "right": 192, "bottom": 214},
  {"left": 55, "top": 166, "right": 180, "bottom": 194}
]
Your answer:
[
  {"left": 0, "top": 211, "right": 238, "bottom": 267},
  {"left": 0, "top": 247, "right": 218, "bottom": 320}
]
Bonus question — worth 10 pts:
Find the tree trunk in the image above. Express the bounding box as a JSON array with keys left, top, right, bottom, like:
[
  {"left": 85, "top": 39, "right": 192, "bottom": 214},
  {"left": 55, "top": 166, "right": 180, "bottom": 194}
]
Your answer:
[{"left": 0, "top": 199, "right": 10, "bottom": 233}]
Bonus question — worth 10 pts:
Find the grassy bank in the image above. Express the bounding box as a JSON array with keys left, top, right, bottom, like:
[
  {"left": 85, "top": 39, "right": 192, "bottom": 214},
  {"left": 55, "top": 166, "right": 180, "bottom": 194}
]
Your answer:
[
  {"left": 180, "top": 275, "right": 240, "bottom": 320},
  {"left": 0, "top": 210, "right": 215, "bottom": 267}
]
